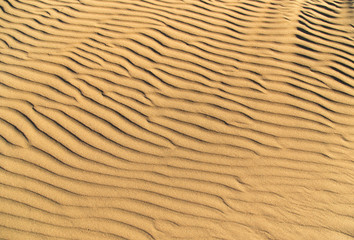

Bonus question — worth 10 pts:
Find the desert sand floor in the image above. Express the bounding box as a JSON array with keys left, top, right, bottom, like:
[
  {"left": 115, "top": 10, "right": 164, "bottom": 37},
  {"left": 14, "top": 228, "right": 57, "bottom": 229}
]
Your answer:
[{"left": 0, "top": 0, "right": 353, "bottom": 239}]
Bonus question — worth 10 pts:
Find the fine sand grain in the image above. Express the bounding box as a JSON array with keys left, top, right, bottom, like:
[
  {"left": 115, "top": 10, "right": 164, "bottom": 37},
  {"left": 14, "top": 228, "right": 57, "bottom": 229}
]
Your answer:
[{"left": 0, "top": 0, "right": 353, "bottom": 239}]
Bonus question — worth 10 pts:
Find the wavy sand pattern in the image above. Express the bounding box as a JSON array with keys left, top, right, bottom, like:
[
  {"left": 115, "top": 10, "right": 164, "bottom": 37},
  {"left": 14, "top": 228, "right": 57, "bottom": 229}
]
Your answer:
[{"left": 0, "top": 0, "right": 354, "bottom": 239}]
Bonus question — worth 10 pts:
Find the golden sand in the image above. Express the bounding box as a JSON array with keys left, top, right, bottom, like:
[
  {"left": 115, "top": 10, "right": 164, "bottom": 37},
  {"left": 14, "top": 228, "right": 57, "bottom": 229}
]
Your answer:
[{"left": 0, "top": 0, "right": 353, "bottom": 239}]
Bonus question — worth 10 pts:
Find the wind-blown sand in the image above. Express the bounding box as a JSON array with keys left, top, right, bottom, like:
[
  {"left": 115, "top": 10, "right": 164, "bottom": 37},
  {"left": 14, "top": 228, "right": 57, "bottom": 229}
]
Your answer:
[{"left": 0, "top": 0, "right": 353, "bottom": 239}]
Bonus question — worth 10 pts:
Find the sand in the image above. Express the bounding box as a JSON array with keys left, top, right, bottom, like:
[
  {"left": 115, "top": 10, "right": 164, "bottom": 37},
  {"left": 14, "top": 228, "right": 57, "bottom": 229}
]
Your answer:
[{"left": 0, "top": 0, "right": 353, "bottom": 239}]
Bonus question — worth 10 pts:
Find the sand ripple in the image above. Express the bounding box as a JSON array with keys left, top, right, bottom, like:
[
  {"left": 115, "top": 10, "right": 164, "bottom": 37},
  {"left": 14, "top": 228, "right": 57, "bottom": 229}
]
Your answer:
[{"left": 1, "top": 0, "right": 353, "bottom": 239}]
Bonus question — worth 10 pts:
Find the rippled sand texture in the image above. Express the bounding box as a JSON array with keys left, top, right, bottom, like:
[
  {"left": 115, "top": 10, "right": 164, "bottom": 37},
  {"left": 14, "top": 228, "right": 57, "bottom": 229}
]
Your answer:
[{"left": 1, "top": 0, "right": 354, "bottom": 239}]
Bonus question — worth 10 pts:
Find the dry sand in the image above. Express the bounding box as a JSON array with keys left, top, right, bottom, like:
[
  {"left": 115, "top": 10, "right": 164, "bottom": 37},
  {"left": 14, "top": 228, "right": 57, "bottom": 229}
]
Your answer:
[{"left": 0, "top": 0, "right": 354, "bottom": 239}]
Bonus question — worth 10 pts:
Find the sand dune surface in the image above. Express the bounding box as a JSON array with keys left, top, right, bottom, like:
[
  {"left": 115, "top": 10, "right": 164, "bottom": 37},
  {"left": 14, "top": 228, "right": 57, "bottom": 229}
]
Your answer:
[{"left": 0, "top": 0, "right": 354, "bottom": 239}]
